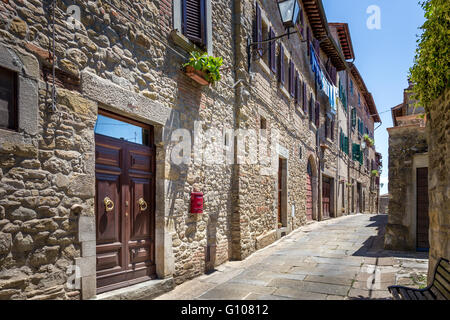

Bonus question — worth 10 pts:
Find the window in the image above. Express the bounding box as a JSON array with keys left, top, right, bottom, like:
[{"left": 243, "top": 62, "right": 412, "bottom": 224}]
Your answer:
[
  {"left": 268, "top": 27, "right": 276, "bottom": 73},
  {"left": 309, "top": 94, "right": 314, "bottom": 122},
  {"left": 278, "top": 45, "right": 285, "bottom": 85},
  {"left": 315, "top": 101, "right": 320, "bottom": 127},
  {"left": 351, "top": 108, "right": 356, "bottom": 128},
  {"left": 0, "top": 66, "right": 18, "bottom": 131},
  {"left": 302, "top": 82, "right": 307, "bottom": 113},
  {"left": 294, "top": 71, "right": 300, "bottom": 105},
  {"left": 350, "top": 79, "right": 354, "bottom": 96},
  {"left": 289, "top": 60, "right": 295, "bottom": 97},
  {"left": 260, "top": 116, "right": 267, "bottom": 138},
  {"left": 182, "top": 0, "right": 207, "bottom": 48},
  {"left": 358, "top": 92, "right": 361, "bottom": 106},
  {"left": 95, "top": 113, "right": 150, "bottom": 146}
]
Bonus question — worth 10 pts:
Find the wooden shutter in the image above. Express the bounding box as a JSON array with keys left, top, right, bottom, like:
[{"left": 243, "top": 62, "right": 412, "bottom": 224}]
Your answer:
[
  {"left": 303, "top": 82, "right": 307, "bottom": 112},
  {"left": 279, "top": 45, "right": 285, "bottom": 85},
  {"left": 269, "top": 27, "right": 276, "bottom": 73},
  {"left": 307, "top": 27, "right": 311, "bottom": 56},
  {"left": 299, "top": 9, "right": 304, "bottom": 37},
  {"left": 294, "top": 71, "right": 299, "bottom": 104},
  {"left": 325, "top": 116, "right": 329, "bottom": 138},
  {"left": 315, "top": 101, "right": 320, "bottom": 127},
  {"left": 255, "top": 2, "right": 262, "bottom": 56},
  {"left": 331, "top": 118, "right": 335, "bottom": 141},
  {"left": 182, "top": 0, "right": 206, "bottom": 47},
  {"left": 309, "top": 95, "right": 313, "bottom": 122},
  {"left": 289, "top": 60, "right": 295, "bottom": 97}
]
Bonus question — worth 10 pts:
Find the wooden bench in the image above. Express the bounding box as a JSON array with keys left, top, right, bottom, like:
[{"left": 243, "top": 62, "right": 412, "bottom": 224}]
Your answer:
[{"left": 388, "top": 258, "right": 449, "bottom": 300}]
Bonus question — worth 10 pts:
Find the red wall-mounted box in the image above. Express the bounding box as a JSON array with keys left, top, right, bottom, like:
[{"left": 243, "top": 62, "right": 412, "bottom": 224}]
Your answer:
[{"left": 190, "top": 192, "right": 203, "bottom": 214}]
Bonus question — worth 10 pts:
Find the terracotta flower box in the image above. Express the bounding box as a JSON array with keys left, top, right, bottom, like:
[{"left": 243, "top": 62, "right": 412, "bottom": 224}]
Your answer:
[{"left": 185, "top": 65, "right": 210, "bottom": 86}]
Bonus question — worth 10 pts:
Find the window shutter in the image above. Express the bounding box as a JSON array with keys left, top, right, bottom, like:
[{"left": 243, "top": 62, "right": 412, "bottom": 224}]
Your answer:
[
  {"left": 269, "top": 28, "right": 276, "bottom": 73},
  {"left": 289, "top": 60, "right": 295, "bottom": 97},
  {"left": 294, "top": 71, "right": 299, "bottom": 104},
  {"left": 309, "top": 95, "right": 313, "bottom": 122},
  {"left": 325, "top": 116, "right": 329, "bottom": 138},
  {"left": 279, "top": 45, "right": 285, "bottom": 85},
  {"left": 303, "top": 82, "right": 307, "bottom": 112},
  {"left": 182, "top": 0, "right": 207, "bottom": 47},
  {"left": 299, "top": 9, "right": 304, "bottom": 37},
  {"left": 307, "top": 27, "right": 311, "bottom": 56},
  {"left": 331, "top": 118, "right": 335, "bottom": 141},
  {"left": 315, "top": 101, "right": 320, "bottom": 127}
]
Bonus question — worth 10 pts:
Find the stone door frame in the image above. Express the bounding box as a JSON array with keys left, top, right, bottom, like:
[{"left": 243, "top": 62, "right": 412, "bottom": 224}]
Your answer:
[{"left": 77, "top": 71, "right": 174, "bottom": 299}]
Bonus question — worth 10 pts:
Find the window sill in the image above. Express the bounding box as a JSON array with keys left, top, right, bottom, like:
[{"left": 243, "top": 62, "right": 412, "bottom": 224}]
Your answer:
[
  {"left": 279, "top": 84, "right": 291, "bottom": 100},
  {"left": 170, "top": 30, "right": 205, "bottom": 54},
  {"left": 256, "top": 58, "right": 272, "bottom": 77}
]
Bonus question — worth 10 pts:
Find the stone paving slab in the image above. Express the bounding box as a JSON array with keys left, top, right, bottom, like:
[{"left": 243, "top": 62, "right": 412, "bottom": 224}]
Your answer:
[{"left": 272, "top": 287, "right": 328, "bottom": 300}]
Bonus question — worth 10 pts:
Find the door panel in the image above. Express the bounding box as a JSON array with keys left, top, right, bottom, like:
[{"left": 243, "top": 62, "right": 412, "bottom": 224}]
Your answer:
[
  {"left": 95, "top": 110, "right": 156, "bottom": 294},
  {"left": 322, "top": 177, "right": 331, "bottom": 220},
  {"left": 306, "top": 161, "right": 313, "bottom": 221},
  {"left": 416, "top": 167, "right": 429, "bottom": 250}
]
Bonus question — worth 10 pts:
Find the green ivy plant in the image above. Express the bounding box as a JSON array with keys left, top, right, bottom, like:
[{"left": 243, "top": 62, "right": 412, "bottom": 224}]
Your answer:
[
  {"left": 371, "top": 170, "right": 379, "bottom": 177},
  {"left": 409, "top": 0, "right": 450, "bottom": 108},
  {"left": 183, "top": 51, "right": 223, "bottom": 84}
]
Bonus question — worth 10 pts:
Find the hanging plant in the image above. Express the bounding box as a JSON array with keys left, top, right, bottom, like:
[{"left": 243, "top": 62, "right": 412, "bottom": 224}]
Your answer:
[
  {"left": 371, "top": 170, "right": 379, "bottom": 177},
  {"left": 183, "top": 51, "right": 223, "bottom": 85}
]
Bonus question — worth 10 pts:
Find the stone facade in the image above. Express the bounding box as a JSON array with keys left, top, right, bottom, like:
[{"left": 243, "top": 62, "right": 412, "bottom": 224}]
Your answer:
[
  {"left": 426, "top": 88, "right": 449, "bottom": 282},
  {"left": 0, "top": 0, "right": 381, "bottom": 300},
  {"left": 0, "top": 0, "right": 235, "bottom": 299},
  {"left": 385, "top": 80, "right": 429, "bottom": 251},
  {"left": 385, "top": 125, "right": 428, "bottom": 250}
]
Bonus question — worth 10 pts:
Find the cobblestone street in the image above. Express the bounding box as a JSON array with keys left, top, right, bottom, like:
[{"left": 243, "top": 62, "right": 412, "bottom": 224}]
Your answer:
[{"left": 156, "top": 214, "right": 429, "bottom": 300}]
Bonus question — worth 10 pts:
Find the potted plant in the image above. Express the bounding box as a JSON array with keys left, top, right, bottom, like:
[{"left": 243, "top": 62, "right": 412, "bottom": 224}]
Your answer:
[
  {"left": 363, "top": 134, "right": 375, "bottom": 147},
  {"left": 371, "top": 169, "right": 379, "bottom": 177},
  {"left": 183, "top": 51, "right": 223, "bottom": 86}
]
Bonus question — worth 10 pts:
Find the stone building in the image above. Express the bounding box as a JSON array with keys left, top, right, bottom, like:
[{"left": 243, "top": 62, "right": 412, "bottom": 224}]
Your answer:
[
  {"left": 329, "top": 23, "right": 382, "bottom": 216},
  {"left": 0, "top": 0, "right": 380, "bottom": 300},
  {"left": 385, "top": 80, "right": 429, "bottom": 251}
]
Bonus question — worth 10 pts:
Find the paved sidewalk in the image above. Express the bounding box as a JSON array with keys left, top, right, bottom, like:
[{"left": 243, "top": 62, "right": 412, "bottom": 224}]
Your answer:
[{"left": 156, "top": 214, "right": 429, "bottom": 300}]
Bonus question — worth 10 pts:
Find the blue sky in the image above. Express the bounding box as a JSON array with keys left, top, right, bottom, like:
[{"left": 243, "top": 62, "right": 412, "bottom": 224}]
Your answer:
[{"left": 323, "top": 0, "right": 426, "bottom": 195}]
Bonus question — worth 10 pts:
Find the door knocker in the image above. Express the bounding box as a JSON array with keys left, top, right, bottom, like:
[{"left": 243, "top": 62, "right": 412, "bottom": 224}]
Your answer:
[
  {"left": 138, "top": 198, "right": 148, "bottom": 212},
  {"left": 104, "top": 197, "right": 114, "bottom": 212}
]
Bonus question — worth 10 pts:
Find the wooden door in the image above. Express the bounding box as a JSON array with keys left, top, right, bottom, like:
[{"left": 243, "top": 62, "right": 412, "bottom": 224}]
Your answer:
[
  {"left": 416, "top": 167, "right": 429, "bottom": 250},
  {"left": 322, "top": 177, "right": 331, "bottom": 220},
  {"left": 278, "top": 158, "right": 283, "bottom": 226},
  {"left": 95, "top": 111, "right": 156, "bottom": 293},
  {"left": 306, "top": 161, "right": 313, "bottom": 221}
]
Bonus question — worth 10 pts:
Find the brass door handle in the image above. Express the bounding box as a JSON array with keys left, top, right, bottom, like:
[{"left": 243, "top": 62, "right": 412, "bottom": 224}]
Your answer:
[
  {"left": 138, "top": 198, "right": 148, "bottom": 211},
  {"left": 104, "top": 197, "right": 114, "bottom": 212}
]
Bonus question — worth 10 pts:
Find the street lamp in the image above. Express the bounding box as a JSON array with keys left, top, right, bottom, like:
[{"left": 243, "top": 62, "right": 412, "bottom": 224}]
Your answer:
[{"left": 277, "top": 0, "right": 300, "bottom": 29}]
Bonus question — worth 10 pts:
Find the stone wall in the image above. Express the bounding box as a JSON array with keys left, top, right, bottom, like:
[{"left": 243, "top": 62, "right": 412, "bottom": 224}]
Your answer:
[
  {"left": 385, "top": 125, "right": 428, "bottom": 250},
  {"left": 426, "top": 88, "right": 449, "bottom": 282},
  {"left": 0, "top": 0, "right": 235, "bottom": 298}
]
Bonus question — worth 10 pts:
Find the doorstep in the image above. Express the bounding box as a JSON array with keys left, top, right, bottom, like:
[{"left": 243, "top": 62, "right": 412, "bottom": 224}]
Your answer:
[{"left": 92, "top": 277, "right": 175, "bottom": 300}]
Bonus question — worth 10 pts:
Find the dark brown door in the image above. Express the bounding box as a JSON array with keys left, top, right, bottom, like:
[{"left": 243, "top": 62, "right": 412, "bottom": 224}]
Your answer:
[
  {"left": 306, "top": 161, "right": 313, "bottom": 221},
  {"left": 95, "top": 111, "right": 156, "bottom": 293},
  {"left": 416, "top": 167, "right": 429, "bottom": 250},
  {"left": 322, "top": 177, "right": 331, "bottom": 220},
  {"left": 278, "top": 158, "right": 283, "bottom": 226}
]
